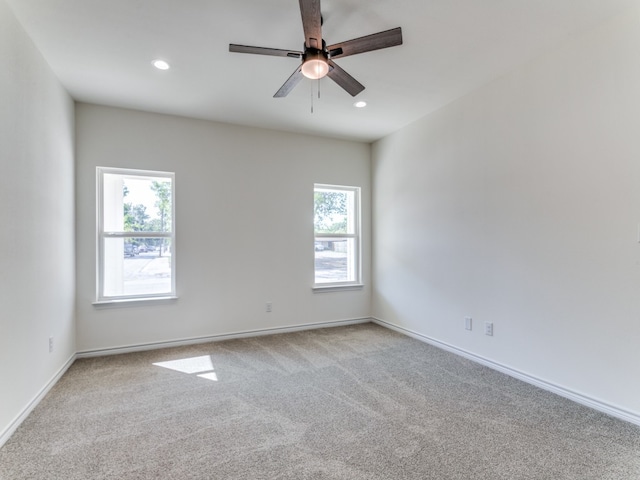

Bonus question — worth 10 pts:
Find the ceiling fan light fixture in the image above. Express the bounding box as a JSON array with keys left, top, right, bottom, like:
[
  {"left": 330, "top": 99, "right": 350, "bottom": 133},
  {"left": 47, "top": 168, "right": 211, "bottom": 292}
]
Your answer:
[{"left": 301, "top": 58, "right": 329, "bottom": 79}]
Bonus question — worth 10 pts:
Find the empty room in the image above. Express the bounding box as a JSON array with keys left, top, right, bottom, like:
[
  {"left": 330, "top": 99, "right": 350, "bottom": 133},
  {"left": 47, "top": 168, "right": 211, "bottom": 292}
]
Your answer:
[{"left": 1, "top": 0, "right": 640, "bottom": 478}]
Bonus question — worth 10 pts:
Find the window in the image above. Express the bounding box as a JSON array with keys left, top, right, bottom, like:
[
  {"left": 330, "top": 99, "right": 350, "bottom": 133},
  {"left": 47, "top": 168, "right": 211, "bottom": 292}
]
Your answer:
[
  {"left": 96, "top": 167, "right": 175, "bottom": 302},
  {"left": 314, "top": 184, "right": 361, "bottom": 287}
]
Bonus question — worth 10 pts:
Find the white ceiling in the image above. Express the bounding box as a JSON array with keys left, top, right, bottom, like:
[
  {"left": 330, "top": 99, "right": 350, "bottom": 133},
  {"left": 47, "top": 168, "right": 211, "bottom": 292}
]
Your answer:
[{"left": 6, "top": 0, "right": 638, "bottom": 142}]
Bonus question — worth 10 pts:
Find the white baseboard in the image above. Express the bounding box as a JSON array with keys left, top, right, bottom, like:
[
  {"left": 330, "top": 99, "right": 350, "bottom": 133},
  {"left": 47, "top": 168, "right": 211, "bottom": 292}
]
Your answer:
[
  {"left": 0, "top": 353, "right": 76, "bottom": 449},
  {"left": 372, "top": 317, "right": 640, "bottom": 427},
  {"left": 76, "top": 317, "right": 372, "bottom": 358}
]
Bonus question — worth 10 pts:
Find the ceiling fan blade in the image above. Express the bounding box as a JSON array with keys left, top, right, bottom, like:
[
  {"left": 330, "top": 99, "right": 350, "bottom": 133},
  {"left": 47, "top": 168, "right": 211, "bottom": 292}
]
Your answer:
[
  {"left": 299, "top": 0, "right": 322, "bottom": 49},
  {"left": 229, "top": 44, "right": 303, "bottom": 58},
  {"left": 326, "top": 60, "right": 365, "bottom": 97},
  {"left": 274, "top": 65, "right": 305, "bottom": 97},
  {"left": 328, "top": 27, "right": 403, "bottom": 59}
]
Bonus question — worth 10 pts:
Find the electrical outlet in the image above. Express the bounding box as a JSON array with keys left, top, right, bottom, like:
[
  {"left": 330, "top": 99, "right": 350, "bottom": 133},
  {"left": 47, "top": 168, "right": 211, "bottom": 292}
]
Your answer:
[
  {"left": 49, "top": 336, "right": 54, "bottom": 353},
  {"left": 465, "top": 317, "right": 472, "bottom": 331},
  {"left": 484, "top": 322, "right": 493, "bottom": 336},
  {"left": 266, "top": 302, "right": 272, "bottom": 313}
]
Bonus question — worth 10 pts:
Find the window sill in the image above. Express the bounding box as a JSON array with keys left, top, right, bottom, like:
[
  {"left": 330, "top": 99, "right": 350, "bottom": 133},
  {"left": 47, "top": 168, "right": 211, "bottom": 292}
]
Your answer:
[
  {"left": 92, "top": 296, "right": 178, "bottom": 307},
  {"left": 312, "top": 284, "right": 364, "bottom": 293}
]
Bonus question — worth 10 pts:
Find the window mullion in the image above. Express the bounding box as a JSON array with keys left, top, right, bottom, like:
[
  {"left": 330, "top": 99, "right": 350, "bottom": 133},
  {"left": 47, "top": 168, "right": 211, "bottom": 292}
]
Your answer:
[
  {"left": 103, "top": 231, "right": 173, "bottom": 238},
  {"left": 314, "top": 233, "right": 356, "bottom": 239}
]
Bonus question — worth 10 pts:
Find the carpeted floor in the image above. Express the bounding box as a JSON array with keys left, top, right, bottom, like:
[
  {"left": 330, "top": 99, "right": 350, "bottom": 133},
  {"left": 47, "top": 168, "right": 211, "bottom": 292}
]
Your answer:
[{"left": 1, "top": 323, "right": 639, "bottom": 479}]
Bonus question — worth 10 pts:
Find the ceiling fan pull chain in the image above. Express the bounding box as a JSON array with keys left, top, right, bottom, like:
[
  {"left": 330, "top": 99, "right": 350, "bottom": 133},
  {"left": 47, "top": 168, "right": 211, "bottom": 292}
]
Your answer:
[
  {"left": 317, "top": 51, "right": 322, "bottom": 99},
  {"left": 310, "top": 81, "right": 314, "bottom": 114}
]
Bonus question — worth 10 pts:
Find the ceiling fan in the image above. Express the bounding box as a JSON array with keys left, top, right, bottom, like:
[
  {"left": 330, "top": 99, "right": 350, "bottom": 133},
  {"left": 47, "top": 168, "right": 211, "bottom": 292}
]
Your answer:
[{"left": 229, "top": 0, "right": 403, "bottom": 98}]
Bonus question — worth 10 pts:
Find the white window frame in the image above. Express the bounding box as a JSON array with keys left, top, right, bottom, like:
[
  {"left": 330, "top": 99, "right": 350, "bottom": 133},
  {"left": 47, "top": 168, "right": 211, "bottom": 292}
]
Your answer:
[
  {"left": 313, "top": 184, "right": 362, "bottom": 291},
  {"left": 95, "top": 167, "right": 176, "bottom": 303}
]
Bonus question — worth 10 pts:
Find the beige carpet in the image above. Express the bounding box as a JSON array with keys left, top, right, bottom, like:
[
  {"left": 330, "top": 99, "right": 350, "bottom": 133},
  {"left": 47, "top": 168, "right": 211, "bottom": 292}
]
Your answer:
[{"left": 1, "top": 323, "right": 639, "bottom": 479}]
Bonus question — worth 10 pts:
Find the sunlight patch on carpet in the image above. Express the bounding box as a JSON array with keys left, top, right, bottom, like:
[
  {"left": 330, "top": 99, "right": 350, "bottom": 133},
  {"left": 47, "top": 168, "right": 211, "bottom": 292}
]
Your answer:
[{"left": 153, "top": 355, "right": 218, "bottom": 381}]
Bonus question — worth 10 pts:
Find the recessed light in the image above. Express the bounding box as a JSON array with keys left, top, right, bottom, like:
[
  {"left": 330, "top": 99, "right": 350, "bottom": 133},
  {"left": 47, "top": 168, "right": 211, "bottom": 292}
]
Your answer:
[
  {"left": 354, "top": 101, "right": 367, "bottom": 108},
  {"left": 152, "top": 59, "right": 170, "bottom": 70}
]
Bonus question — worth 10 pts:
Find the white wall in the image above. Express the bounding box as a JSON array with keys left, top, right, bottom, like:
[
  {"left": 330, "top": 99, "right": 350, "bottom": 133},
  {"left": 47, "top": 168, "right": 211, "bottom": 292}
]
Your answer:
[
  {"left": 0, "top": 0, "right": 75, "bottom": 441},
  {"left": 75, "top": 104, "right": 371, "bottom": 352},
  {"left": 372, "top": 8, "right": 640, "bottom": 419}
]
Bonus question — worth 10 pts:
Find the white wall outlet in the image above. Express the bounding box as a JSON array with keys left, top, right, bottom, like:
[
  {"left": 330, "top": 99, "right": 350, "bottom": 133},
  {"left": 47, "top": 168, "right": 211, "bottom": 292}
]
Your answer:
[
  {"left": 266, "top": 302, "right": 272, "bottom": 313},
  {"left": 484, "top": 322, "right": 493, "bottom": 336},
  {"left": 465, "top": 317, "right": 472, "bottom": 331},
  {"left": 49, "top": 336, "right": 54, "bottom": 353}
]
